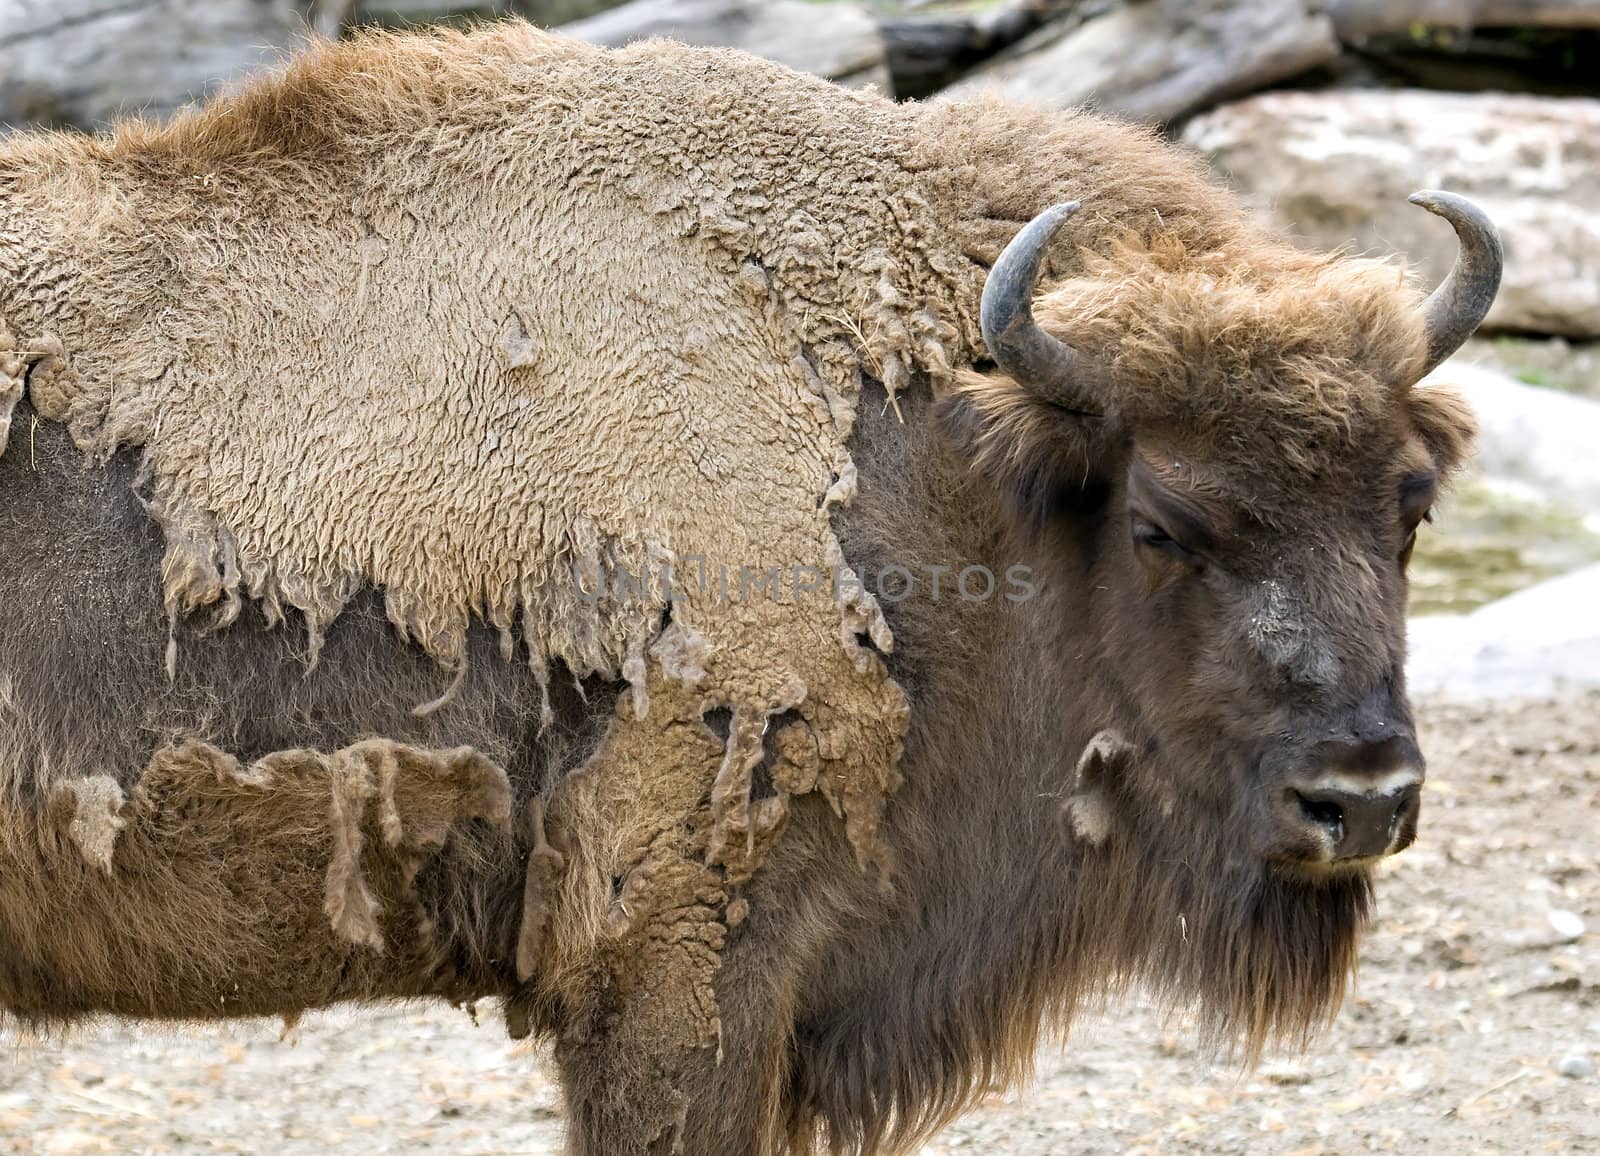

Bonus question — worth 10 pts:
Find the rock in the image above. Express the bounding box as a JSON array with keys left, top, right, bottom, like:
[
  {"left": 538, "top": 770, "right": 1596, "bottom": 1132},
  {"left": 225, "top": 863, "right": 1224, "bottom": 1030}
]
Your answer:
[
  {"left": 1548, "top": 909, "right": 1587, "bottom": 941},
  {"left": 881, "top": 1, "right": 1061, "bottom": 101},
  {"left": 1461, "top": 336, "right": 1600, "bottom": 402},
  {"left": 349, "top": 1, "right": 510, "bottom": 27},
  {"left": 1260, "top": 1061, "right": 1313, "bottom": 1085},
  {"left": 347, "top": 0, "right": 622, "bottom": 27},
  {"left": 1407, "top": 562, "right": 1600, "bottom": 699},
  {"left": 1330, "top": 27, "right": 1600, "bottom": 104},
  {"left": 1422, "top": 361, "right": 1600, "bottom": 510},
  {"left": 939, "top": 0, "right": 1338, "bottom": 125},
  {"left": 315, "top": 0, "right": 358, "bottom": 37},
  {"left": 0, "top": 0, "right": 324, "bottom": 131},
  {"left": 1557, "top": 1052, "right": 1595, "bottom": 1078},
  {"left": 561, "top": 0, "right": 890, "bottom": 89},
  {"left": 1327, "top": 0, "right": 1600, "bottom": 41},
  {"left": 520, "top": 0, "right": 623, "bottom": 20},
  {"left": 1182, "top": 90, "right": 1600, "bottom": 338}
]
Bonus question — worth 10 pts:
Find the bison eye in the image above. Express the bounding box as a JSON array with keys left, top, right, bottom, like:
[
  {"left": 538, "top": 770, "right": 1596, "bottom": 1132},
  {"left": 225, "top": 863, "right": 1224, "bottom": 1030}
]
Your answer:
[
  {"left": 1399, "top": 508, "right": 1432, "bottom": 567},
  {"left": 1133, "top": 517, "right": 1199, "bottom": 566},
  {"left": 1398, "top": 472, "right": 1437, "bottom": 569}
]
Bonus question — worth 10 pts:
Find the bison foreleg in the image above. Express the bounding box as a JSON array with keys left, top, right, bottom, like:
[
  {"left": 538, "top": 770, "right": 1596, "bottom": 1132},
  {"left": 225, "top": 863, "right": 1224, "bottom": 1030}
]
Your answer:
[{"left": 553, "top": 877, "right": 795, "bottom": 1156}]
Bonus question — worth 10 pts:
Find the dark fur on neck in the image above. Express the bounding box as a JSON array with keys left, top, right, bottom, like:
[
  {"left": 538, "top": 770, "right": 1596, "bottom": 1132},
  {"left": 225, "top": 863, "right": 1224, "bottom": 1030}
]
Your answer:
[
  {"left": 784, "top": 383, "right": 1371, "bottom": 1155},
  {"left": 784, "top": 798, "right": 1369, "bottom": 1155}
]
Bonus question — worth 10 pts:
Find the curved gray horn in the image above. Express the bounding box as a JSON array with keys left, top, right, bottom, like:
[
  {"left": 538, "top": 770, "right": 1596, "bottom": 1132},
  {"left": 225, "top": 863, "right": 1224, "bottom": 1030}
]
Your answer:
[
  {"left": 1409, "top": 190, "right": 1503, "bottom": 378},
  {"left": 981, "top": 201, "right": 1107, "bottom": 415}
]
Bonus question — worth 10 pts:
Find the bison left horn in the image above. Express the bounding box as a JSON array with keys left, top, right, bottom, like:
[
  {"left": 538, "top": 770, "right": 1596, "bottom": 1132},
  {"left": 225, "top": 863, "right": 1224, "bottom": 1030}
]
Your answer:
[
  {"left": 982, "top": 201, "right": 1108, "bottom": 416},
  {"left": 1410, "top": 190, "right": 1503, "bottom": 378}
]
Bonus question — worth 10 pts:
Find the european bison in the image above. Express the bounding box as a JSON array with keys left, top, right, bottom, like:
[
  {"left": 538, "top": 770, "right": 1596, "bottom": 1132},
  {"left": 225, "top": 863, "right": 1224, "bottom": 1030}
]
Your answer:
[{"left": 0, "top": 21, "right": 1495, "bottom": 1154}]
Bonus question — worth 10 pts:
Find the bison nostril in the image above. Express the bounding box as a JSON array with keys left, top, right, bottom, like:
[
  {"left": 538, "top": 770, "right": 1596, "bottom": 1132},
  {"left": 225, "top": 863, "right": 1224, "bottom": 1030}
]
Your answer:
[
  {"left": 1388, "top": 796, "right": 1408, "bottom": 838},
  {"left": 1282, "top": 776, "right": 1421, "bottom": 863},
  {"left": 1294, "top": 791, "right": 1344, "bottom": 836}
]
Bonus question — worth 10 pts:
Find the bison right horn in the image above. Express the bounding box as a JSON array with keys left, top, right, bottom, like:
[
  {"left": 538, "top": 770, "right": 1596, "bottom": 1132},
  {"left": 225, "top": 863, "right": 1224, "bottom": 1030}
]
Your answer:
[
  {"left": 981, "top": 202, "right": 1108, "bottom": 416},
  {"left": 1409, "top": 190, "right": 1503, "bottom": 379}
]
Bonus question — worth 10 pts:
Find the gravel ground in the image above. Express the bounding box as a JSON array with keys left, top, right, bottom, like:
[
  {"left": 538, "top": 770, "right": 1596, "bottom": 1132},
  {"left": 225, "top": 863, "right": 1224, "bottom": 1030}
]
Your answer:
[{"left": 4, "top": 695, "right": 1597, "bottom": 1155}]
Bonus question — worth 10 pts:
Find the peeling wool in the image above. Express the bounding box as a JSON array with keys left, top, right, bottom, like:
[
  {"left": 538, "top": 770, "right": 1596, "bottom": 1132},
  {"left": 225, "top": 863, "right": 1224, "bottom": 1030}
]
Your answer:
[
  {"left": 0, "top": 330, "right": 24, "bottom": 453},
  {"left": 649, "top": 618, "right": 713, "bottom": 689},
  {"left": 294, "top": 739, "right": 515, "bottom": 952},
  {"left": 0, "top": 25, "right": 957, "bottom": 898},
  {"left": 514, "top": 797, "right": 567, "bottom": 982},
  {"left": 53, "top": 775, "right": 126, "bottom": 873}
]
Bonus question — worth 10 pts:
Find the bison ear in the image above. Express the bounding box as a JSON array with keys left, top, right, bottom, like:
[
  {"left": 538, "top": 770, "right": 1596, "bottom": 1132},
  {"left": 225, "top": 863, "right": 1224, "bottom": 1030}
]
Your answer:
[
  {"left": 1061, "top": 730, "right": 1134, "bottom": 848},
  {"left": 933, "top": 369, "right": 1114, "bottom": 532},
  {"left": 1407, "top": 382, "right": 1477, "bottom": 480}
]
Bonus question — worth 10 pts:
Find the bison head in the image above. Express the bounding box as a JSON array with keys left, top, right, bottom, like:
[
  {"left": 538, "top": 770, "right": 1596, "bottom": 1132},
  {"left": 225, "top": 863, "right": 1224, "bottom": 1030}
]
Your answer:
[{"left": 939, "top": 194, "right": 1494, "bottom": 882}]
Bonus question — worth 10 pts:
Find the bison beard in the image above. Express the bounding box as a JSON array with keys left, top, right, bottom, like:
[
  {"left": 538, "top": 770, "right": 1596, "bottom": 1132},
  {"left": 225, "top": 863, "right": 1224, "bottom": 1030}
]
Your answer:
[
  {"left": 0, "top": 21, "right": 1487, "bottom": 1156},
  {"left": 791, "top": 836, "right": 1371, "bottom": 1155}
]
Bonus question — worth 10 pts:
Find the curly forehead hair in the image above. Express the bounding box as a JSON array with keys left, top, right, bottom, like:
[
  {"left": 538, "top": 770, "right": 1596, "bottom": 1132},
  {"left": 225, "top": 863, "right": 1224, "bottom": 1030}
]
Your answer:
[{"left": 1032, "top": 231, "right": 1431, "bottom": 474}]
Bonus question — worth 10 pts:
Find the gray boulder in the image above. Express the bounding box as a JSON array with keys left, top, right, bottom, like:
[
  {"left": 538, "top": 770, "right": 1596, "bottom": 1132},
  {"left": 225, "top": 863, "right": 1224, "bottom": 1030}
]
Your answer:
[
  {"left": 1183, "top": 89, "right": 1600, "bottom": 338},
  {"left": 939, "top": 0, "right": 1338, "bottom": 125},
  {"left": 345, "top": 1, "right": 622, "bottom": 29},
  {"left": 1327, "top": 0, "right": 1600, "bottom": 40},
  {"left": 561, "top": 0, "right": 889, "bottom": 90},
  {"left": 1424, "top": 360, "right": 1600, "bottom": 511},
  {"left": 0, "top": 0, "right": 324, "bottom": 130}
]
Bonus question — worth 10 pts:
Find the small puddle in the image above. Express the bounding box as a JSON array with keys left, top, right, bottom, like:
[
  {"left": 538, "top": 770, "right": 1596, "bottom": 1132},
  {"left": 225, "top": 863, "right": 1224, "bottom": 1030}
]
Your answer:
[{"left": 1409, "top": 477, "right": 1600, "bottom": 616}]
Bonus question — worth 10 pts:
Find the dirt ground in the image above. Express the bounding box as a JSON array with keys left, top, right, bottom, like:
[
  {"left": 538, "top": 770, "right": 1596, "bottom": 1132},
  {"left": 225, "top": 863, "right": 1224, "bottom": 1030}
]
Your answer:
[{"left": 3, "top": 694, "right": 1597, "bottom": 1155}]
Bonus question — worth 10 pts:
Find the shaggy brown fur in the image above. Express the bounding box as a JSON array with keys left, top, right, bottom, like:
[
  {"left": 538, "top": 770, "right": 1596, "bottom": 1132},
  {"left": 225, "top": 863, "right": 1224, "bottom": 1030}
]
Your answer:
[{"left": 0, "top": 21, "right": 1481, "bottom": 1155}]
